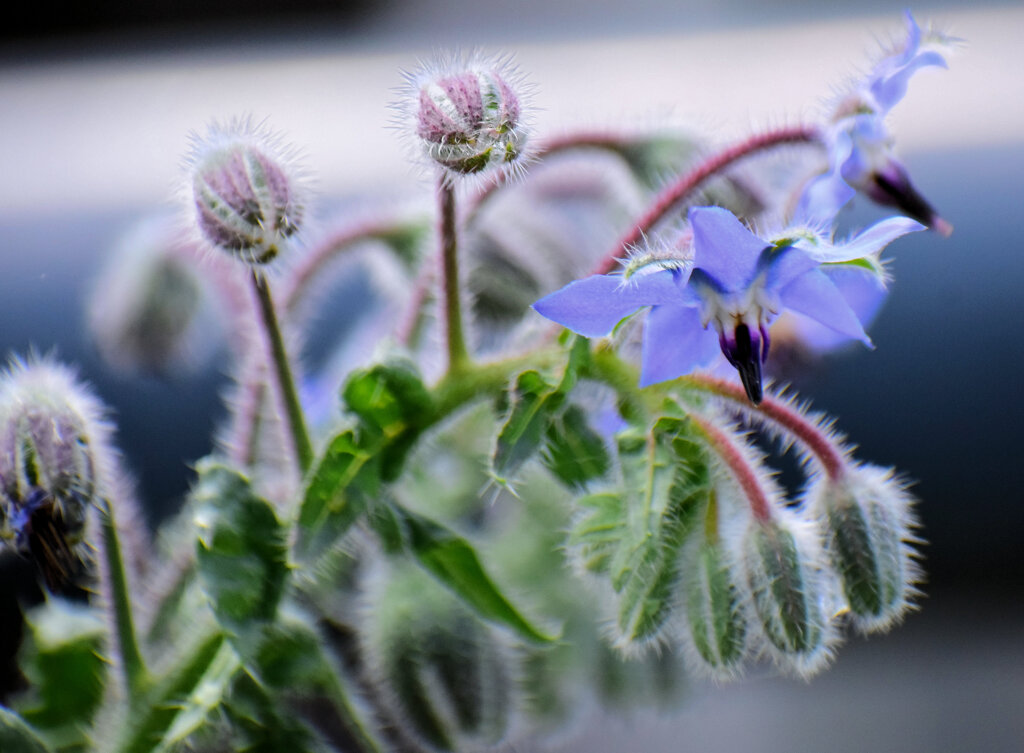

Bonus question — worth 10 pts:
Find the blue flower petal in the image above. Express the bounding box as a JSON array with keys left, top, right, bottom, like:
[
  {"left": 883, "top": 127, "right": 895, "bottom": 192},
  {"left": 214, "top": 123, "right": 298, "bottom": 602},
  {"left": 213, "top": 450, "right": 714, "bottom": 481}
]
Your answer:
[
  {"left": 779, "top": 269, "right": 871, "bottom": 346},
  {"left": 871, "top": 50, "right": 947, "bottom": 113},
  {"left": 532, "top": 270, "right": 683, "bottom": 338},
  {"left": 820, "top": 216, "right": 925, "bottom": 263},
  {"left": 639, "top": 303, "right": 720, "bottom": 387},
  {"left": 688, "top": 206, "right": 768, "bottom": 290}
]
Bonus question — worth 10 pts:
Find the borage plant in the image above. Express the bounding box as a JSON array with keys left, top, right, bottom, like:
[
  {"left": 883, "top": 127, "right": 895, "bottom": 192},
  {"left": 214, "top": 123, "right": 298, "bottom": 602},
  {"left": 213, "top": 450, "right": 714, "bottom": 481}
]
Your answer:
[{"left": 0, "top": 12, "right": 957, "bottom": 752}]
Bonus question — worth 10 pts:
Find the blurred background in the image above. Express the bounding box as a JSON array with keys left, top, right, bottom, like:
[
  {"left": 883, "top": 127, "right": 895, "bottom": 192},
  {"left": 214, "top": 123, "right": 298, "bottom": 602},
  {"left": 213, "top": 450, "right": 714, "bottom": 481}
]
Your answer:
[{"left": 1, "top": 0, "right": 1022, "bottom": 751}]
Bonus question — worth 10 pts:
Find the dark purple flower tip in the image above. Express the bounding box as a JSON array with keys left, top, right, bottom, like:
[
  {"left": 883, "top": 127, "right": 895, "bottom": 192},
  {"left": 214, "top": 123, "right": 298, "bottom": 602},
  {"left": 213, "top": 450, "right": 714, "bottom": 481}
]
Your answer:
[
  {"left": 867, "top": 162, "right": 951, "bottom": 236},
  {"left": 719, "top": 322, "right": 766, "bottom": 404}
]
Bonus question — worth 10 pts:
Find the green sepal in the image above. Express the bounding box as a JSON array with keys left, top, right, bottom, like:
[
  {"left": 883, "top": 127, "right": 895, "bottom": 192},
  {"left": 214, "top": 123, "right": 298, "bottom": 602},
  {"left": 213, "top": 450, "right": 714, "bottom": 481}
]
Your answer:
[
  {"left": 0, "top": 709, "right": 53, "bottom": 753},
  {"left": 192, "top": 460, "right": 289, "bottom": 633},
  {"left": 684, "top": 538, "right": 748, "bottom": 673},
  {"left": 568, "top": 417, "right": 710, "bottom": 646},
  {"left": 567, "top": 492, "right": 626, "bottom": 574},
  {"left": 383, "top": 501, "right": 556, "bottom": 643}
]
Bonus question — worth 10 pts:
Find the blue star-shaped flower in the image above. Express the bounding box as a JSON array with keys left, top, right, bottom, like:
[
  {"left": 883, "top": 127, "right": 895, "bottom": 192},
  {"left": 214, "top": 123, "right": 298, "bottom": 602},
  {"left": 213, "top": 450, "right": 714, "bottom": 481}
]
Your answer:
[
  {"left": 798, "top": 12, "right": 952, "bottom": 234},
  {"left": 532, "top": 206, "right": 922, "bottom": 403}
]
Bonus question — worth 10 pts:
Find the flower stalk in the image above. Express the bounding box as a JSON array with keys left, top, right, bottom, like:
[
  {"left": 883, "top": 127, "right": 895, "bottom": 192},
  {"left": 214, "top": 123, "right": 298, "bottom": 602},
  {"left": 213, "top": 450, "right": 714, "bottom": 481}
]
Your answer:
[
  {"left": 593, "top": 125, "right": 820, "bottom": 275},
  {"left": 439, "top": 180, "right": 471, "bottom": 373},
  {"left": 250, "top": 270, "right": 314, "bottom": 475}
]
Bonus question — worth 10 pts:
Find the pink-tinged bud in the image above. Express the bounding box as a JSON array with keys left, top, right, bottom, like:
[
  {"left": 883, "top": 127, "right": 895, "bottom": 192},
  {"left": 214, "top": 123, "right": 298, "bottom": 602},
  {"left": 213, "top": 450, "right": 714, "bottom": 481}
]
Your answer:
[
  {"left": 187, "top": 118, "right": 304, "bottom": 265},
  {"left": 398, "top": 53, "right": 530, "bottom": 180}
]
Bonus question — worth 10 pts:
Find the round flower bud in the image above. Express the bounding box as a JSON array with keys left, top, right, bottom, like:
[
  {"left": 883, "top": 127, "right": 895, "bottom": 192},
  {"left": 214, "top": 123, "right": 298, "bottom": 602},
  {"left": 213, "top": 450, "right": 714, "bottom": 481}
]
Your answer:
[
  {"left": 0, "top": 359, "right": 113, "bottom": 592},
  {"left": 399, "top": 53, "right": 530, "bottom": 180},
  {"left": 88, "top": 214, "right": 215, "bottom": 376},
  {"left": 359, "top": 561, "right": 518, "bottom": 752},
  {"left": 187, "top": 118, "right": 304, "bottom": 265},
  {"left": 809, "top": 465, "right": 921, "bottom": 633}
]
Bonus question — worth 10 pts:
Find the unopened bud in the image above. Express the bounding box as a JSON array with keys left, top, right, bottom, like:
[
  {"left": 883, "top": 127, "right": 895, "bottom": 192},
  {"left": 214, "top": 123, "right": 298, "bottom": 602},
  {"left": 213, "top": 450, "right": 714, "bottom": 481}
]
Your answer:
[
  {"left": 742, "top": 514, "right": 834, "bottom": 677},
  {"left": 400, "top": 54, "right": 530, "bottom": 180},
  {"left": 359, "top": 562, "right": 517, "bottom": 752},
  {"left": 188, "top": 118, "right": 304, "bottom": 264},
  {"left": 811, "top": 465, "right": 921, "bottom": 633},
  {"left": 88, "top": 215, "right": 213, "bottom": 376},
  {"left": 681, "top": 536, "right": 749, "bottom": 679},
  {"left": 0, "top": 359, "right": 112, "bottom": 592}
]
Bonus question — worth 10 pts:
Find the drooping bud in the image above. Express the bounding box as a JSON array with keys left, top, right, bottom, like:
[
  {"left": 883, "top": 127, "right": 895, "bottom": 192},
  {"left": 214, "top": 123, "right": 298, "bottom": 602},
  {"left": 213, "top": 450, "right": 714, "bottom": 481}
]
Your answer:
[
  {"left": 809, "top": 465, "right": 921, "bottom": 633},
  {"left": 88, "top": 214, "right": 215, "bottom": 376},
  {"left": 741, "top": 511, "right": 835, "bottom": 677},
  {"left": 0, "top": 359, "right": 112, "bottom": 593},
  {"left": 399, "top": 53, "right": 530, "bottom": 180},
  {"left": 359, "top": 561, "right": 518, "bottom": 752},
  {"left": 681, "top": 533, "right": 749, "bottom": 678},
  {"left": 188, "top": 118, "right": 304, "bottom": 265}
]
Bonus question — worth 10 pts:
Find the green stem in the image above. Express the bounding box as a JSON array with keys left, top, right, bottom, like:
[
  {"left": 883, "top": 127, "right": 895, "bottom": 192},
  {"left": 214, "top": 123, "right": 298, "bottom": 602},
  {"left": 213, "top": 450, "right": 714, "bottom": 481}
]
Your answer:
[
  {"left": 439, "top": 180, "right": 470, "bottom": 373},
  {"left": 251, "top": 270, "right": 314, "bottom": 475},
  {"left": 98, "top": 498, "right": 148, "bottom": 695}
]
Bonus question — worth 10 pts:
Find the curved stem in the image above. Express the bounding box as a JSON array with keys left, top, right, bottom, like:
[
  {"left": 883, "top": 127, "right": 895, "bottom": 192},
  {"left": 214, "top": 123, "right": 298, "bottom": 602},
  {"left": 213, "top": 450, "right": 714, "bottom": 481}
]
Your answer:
[
  {"left": 463, "top": 130, "right": 646, "bottom": 222},
  {"left": 279, "top": 215, "right": 425, "bottom": 316},
  {"left": 689, "top": 413, "right": 772, "bottom": 522},
  {"left": 251, "top": 270, "right": 314, "bottom": 475},
  {"left": 592, "top": 124, "right": 821, "bottom": 275},
  {"left": 439, "top": 180, "right": 470, "bottom": 373},
  {"left": 679, "top": 373, "right": 846, "bottom": 480}
]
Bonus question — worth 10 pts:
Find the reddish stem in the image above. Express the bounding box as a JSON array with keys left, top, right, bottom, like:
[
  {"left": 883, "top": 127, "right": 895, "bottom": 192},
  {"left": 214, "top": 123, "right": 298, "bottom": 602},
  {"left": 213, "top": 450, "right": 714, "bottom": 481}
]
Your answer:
[
  {"left": 683, "top": 373, "right": 845, "bottom": 481},
  {"left": 592, "top": 125, "right": 820, "bottom": 275},
  {"left": 690, "top": 413, "right": 772, "bottom": 522}
]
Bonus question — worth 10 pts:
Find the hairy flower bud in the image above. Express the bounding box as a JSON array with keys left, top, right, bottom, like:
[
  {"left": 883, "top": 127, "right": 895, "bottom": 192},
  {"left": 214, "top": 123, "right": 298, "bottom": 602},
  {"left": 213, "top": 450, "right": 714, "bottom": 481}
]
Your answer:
[
  {"left": 188, "top": 118, "right": 304, "bottom": 265},
  {"left": 88, "top": 215, "right": 214, "bottom": 376},
  {"left": 359, "top": 562, "right": 517, "bottom": 752},
  {"left": 810, "top": 465, "right": 921, "bottom": 633},
  {"left": 681, "top": 536, "right": 749, "bottom": 679},
  {"left": 398, "top": 53, "right": 530, "bottom": 180},
  {"left": 742, "top": 513, "right": 834, "bottom": 677},
  {"left": 0, "top": 359, "right": 113, "bottom": 592}
]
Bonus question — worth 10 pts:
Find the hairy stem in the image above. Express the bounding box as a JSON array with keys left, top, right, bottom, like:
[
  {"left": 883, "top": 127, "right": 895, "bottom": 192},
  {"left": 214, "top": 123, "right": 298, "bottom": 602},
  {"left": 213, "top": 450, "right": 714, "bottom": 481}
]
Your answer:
[
  {"left": 439, "top": 180, "right": 470, "bottom": 373},
  {"left": 680, "top": 373, "right": 846, "bottom": 480},
  {"left": 251, "top": 270, "right": 314, "bottom": 475},
  {"left": 592, "top": 125, "right": 820, "bottom": 275},
  {"left": 689, "top": 414, "right": 773, "bottom": 522},
  {"left": 98, "top": 498, "right": 148, "bottom": 696}
]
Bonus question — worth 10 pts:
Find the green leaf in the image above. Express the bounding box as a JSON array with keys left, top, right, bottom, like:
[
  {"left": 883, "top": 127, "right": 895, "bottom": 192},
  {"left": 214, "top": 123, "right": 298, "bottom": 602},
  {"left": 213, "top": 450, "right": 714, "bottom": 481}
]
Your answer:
[
  {"left": 298, "top": 430, "right": 379, "bottom": 558},
  {"left": 18, "top": 600, "right": 106, "bottom": 738},
  {"left": 157, "top": 640, "right": 241, "bottom": 750},
  {"left": 0, "top": 709, "right": 53, "bottom": 753},
  {"left": 388, "top": 502, "right": 555, "bottom": 644},
  {"left": 114, "top": 631, "right": 229, "bottom": 753},
  {"left": 542, "top": 404, "right": 610, "bottom": 488},
  {"left": 192, "top": 461, "right": 289, "bottom": 631},
  {"left": 341, "top": 359, "right": 433, "bottom": 481},
  {"left": 492, "top": 370, "right": 561, "bottom": 484}
]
